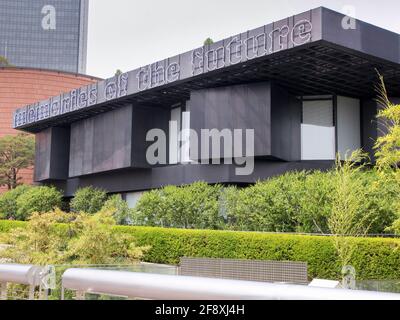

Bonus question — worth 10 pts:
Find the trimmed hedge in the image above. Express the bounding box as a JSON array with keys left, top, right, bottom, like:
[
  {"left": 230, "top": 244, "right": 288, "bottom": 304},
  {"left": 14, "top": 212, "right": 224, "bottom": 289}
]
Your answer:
[
  {"left": 0, "top": 220, "right": 27, "bottom": 233},
  {"left": 1, "top": 220, "right": 400, "bottom": 280}
]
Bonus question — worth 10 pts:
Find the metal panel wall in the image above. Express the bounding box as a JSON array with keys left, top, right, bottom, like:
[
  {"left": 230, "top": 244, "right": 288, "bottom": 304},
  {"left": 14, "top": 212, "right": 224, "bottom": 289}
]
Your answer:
[
  {"left": 189, "top": 82, "right": 272, "bottom": 161},
  {"left": 189, "top": 82, "right": 301, "bottom": 162},
  {"left": 69, "top": 105, "right": 133, "bottom": 177},
  {"left": 131, "top": 106, "right": 170, "bottom": 168},
  {"left": 271, "top": 84, "right": 302, "bottom": 161},
  {"left": 34, "top": 128, "right": 52, "bottom": 182},
  {"left": 35, "top": 127, "right": 70, "bottom": 181},
  {"left": 321, "top": 7, "right": 400, "bottom": 64}
]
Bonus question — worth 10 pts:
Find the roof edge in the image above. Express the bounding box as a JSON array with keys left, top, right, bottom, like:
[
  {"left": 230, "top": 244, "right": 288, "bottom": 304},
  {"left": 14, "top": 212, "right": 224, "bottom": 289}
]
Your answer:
[{"left": 0, "top": 66, "right": 102, "bottom": 81}]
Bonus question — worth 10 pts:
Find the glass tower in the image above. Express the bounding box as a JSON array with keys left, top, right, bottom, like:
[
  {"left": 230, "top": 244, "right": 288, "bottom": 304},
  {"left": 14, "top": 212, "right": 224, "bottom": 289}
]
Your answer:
[{"left": 0, "top": 0, "right": 88, "bottom": 74}]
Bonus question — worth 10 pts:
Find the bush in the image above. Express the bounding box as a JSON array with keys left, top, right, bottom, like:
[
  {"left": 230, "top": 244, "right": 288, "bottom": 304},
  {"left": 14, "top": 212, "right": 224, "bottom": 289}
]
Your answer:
[
  {"left": 356, "top": 170, "right": 398, "bottom": 234},
  {"left": 215, "top": 171, "right": 334, "bottom": 233},
  {"left": 133, "top": 182, "right": 224, "bottom": 229},
  {"left": 132, "top": 170, "right": 398, "bottom": 235},
  {"left": 228, "top": 172, "right": 304, "bottom": 232},
  {"left": 0, "top": 185, "right": 33, "bottom": 219},
  {"left": 294, "top": 171, "right": 334, "bottom": 233},
  {"left": 2, "top": 220, "right": 400, "bottom": 280},
  {"left": 66, "top": 211, "right": 147, "bottom": 264},
  {"left": 101, "top": 194, "right": 133, "bottom": 225},
  {"left": 15, "top": 186, "right": 62, "bottom": 220},
  {"left": 70, "top": 187, "right": 107, "bottom": 214},
  {"left": 0, "top": 210, "right": 146, "bottom": 266}
]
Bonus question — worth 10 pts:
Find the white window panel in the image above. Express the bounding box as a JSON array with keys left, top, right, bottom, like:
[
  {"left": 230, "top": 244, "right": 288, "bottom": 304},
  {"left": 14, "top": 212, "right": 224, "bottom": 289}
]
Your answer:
[{"left": 301, "top": 124, "right": 336, "bottom": 160}]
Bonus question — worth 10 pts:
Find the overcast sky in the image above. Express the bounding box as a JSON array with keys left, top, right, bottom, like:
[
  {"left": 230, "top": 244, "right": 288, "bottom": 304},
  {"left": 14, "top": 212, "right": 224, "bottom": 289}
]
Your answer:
[{"left": 86, "top": 0, "right": 400, "bottom": 79}]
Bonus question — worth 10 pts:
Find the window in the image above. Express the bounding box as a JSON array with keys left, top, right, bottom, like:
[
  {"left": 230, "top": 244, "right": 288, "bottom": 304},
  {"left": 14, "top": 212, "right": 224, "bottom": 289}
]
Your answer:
[{"left": 301, "top": 98, "right": 336, "bottom": 160}]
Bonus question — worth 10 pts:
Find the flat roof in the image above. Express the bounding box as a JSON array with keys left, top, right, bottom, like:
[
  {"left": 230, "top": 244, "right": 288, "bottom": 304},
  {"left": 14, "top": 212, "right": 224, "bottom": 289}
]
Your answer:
[
  {"left": 0, "top": 66, "right": 102, "bottom": 81},
  {"left": 13, "top": 7, "right": 400, "bottom": 133}
]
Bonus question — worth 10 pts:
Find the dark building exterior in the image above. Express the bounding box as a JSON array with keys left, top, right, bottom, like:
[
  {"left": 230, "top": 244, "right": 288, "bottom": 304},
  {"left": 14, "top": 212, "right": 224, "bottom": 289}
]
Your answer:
[
  {"left": 0, "top": 0, "right": 88, "bottom": 73},
  {"left": 12, "top": 7, "right": 400, "bottom": 206}
]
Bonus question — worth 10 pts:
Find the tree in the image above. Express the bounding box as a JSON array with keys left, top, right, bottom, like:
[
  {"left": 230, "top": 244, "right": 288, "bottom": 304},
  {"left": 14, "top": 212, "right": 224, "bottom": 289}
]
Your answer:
[
  {"left": 328, "top": 150, "right": 372, "bottom": 281},
  {"left": 0, "top": 56, "right": 11, "bottom": 67},
  {"left": 374, "top": 75, "right": 400, "bottom": 232},
  {"left": 203, "top": 38, "right": 214, "bottom": 46},
  {"left": 374, "top": 74, "right": 400, "bottom": 175},
  {"left": 0, "top": 134, "right": 35, "bottom": 190},
  {"left": 115, "top": 69, "right": 122, "bottom": 76}
]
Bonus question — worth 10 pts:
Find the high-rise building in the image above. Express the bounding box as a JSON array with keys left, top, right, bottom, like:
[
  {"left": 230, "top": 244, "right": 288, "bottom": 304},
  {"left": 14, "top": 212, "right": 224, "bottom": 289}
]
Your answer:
[{"left": 0, "top": 0, "right": 88, "bottom": 74}]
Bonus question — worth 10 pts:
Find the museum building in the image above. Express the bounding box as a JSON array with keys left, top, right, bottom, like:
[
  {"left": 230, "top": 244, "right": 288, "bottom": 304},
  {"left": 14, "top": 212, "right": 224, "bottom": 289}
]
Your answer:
[{"left": 12, "top": 7, "right": 400, "bottom": 205}]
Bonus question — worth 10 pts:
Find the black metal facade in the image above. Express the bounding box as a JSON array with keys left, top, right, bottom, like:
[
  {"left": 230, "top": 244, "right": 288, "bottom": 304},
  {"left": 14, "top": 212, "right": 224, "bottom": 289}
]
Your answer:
[{"left": 11, "top": 7, "right": 400, "bottom": 196}]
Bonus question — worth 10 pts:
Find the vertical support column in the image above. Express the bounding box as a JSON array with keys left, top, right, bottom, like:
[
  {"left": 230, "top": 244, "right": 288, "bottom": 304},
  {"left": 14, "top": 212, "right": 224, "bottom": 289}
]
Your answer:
[
  {"left": 0, "top": 282, "right": 7, "bottom": 300},
  {"left": 28, "top": 285, "right": 35, "bottom": 300},
  {"left": 75, "top": 291, "right": 86, "bottom": 300}
]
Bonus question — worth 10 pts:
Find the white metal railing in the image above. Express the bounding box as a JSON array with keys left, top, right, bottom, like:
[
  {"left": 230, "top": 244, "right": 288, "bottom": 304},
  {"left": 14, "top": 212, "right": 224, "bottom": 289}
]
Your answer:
[
  {"left": 0, "top": 264, "right": 54, "bottom": 300},
  {"left": 61, "top": 268, "right": 400, "bottom": 300}
]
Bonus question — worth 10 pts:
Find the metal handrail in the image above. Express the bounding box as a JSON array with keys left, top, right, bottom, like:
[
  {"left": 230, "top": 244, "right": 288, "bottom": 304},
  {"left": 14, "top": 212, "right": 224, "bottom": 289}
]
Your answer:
[
  {"left": 61, "top": 268, "right": 400, "bottom": 300},
  {"left": 0, "top": 264, "right": 43, "bottom": 286}
]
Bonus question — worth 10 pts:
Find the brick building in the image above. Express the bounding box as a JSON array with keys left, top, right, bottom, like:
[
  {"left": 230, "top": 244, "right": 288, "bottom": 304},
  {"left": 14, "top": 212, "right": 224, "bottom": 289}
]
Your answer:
[{"left": 0, "top": 67, "right": 99, "bottom": 192}]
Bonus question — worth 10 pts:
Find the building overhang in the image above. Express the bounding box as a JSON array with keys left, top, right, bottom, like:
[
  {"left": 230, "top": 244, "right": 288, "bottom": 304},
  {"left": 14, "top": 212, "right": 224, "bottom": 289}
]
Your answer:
[{"left": 13, "top": 7, "right": 400, "bottom": 133}]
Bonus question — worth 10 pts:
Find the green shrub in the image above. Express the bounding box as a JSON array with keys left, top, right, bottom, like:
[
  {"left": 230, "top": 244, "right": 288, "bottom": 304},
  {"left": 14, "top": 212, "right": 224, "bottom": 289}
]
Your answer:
[
  {"left": 133, "top": 182, "right": 224, "bottom": 229},
  {"left": 0, "top": 185, "right": 33, "bottom": 219},
  {"left": 0, "top": 219, "right": 27, "bottom": 232},
  {"left": 133, "top": 169, "right": 397, "bottom": 234},
  {"left": 356, "top": 170, "right": 398, "bottom": 234},
  {"left": 0, "top": 210, "right": 146, "bottom": 266},
  {"left": 228, "top": 171, "right": 334, "bottom": 233},
  {"left": 294, "top": 171, "right": 334, "bottom": 233},
  {"left": 1, "top": 220, "right": 399, "bottom": 280},
  {"left": 70, "top": 186, "right": 107, "bottom": 214},
  {"left": 15, "top": 186, "right": 62, "bottom": 220},
  {"left": 101, "top": 194, "right": 133, "bottom": 225}
]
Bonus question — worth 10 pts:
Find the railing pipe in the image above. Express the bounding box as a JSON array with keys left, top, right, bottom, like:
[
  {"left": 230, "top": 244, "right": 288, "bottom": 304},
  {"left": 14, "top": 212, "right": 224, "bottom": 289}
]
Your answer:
[
  {"left": 0, "top": 264, "right": 43, "bottom": 286},
  {"left": 62, "top": 268, "right": 400, "bottom": 300}
]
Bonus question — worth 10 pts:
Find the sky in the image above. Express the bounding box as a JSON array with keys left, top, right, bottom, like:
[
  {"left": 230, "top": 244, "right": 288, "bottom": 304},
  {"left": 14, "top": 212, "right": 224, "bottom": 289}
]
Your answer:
[{"left": 86, "top": 0, "right": 400, "bottom": 79}]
